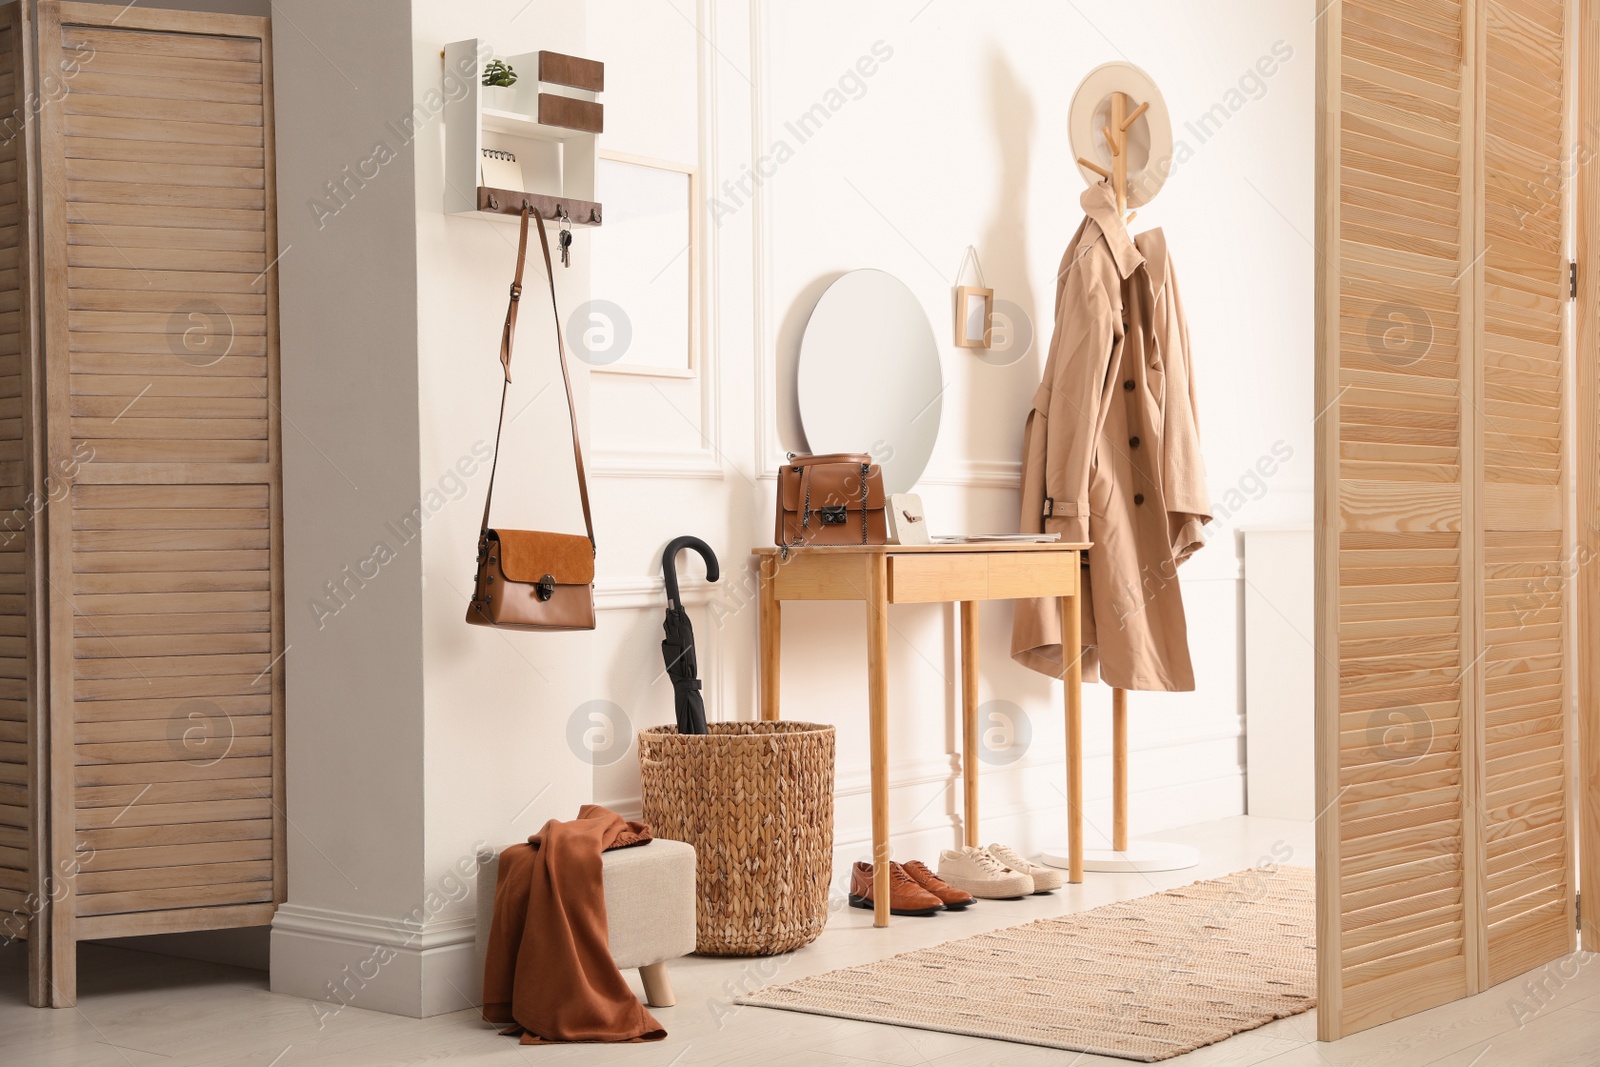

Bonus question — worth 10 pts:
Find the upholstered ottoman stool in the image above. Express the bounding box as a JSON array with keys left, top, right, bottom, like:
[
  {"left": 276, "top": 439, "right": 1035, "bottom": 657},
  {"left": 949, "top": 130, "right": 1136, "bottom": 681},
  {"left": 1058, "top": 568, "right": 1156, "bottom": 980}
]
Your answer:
[{"left": 476, "top": 839, "right": 697, "bottom": 1007}]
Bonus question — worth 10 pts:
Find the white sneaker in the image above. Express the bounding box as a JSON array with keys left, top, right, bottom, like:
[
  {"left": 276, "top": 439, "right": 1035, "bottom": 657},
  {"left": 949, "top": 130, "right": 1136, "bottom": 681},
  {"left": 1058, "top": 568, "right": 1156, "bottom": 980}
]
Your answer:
[
  {"left": 986, "top": 843, "right": 1063, "bottom": 894},
  {"left": 937, "top": 846, "right": 1033, "bottom": 899}
]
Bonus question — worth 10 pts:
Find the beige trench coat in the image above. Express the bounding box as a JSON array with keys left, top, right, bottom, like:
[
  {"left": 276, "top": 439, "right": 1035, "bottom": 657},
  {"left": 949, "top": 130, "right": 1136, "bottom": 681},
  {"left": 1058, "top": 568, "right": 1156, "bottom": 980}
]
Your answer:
[{"left": 1011, "top": 182, "right": 1210, "bottom": 692}]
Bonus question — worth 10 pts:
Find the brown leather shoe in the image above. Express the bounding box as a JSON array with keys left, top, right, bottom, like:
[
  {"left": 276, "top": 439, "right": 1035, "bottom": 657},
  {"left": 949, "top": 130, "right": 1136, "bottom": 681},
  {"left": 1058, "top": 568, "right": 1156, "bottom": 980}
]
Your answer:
[
  {"left": 848, "top": 861, "right": 943, "bottom": 917},
  {"left": 902, "top": 860, "right": 976, "bottom": 910}
]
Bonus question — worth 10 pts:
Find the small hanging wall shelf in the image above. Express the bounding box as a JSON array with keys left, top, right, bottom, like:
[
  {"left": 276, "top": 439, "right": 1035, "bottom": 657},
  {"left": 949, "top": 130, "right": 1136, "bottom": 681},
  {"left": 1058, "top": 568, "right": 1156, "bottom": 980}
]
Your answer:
[{"left": 442, "top": 41, "right": 605, "bottom": 225}]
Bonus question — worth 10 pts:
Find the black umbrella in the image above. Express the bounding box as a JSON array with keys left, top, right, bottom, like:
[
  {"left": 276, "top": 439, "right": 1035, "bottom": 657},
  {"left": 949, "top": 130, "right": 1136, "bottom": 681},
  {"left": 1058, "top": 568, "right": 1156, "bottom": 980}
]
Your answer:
[{"left": 661, "top": 536, "right": 719, "bottom": 735}]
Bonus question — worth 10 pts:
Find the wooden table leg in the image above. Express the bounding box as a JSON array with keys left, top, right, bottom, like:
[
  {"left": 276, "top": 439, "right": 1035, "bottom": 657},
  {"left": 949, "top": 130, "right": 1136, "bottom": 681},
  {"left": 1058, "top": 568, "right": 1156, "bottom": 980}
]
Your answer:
[
  {"left": 866, "top": 554, "right": 892, "bottom": 927},
  {"left": 1113, "top": 687, "right": 1128, "bottom": 853},
  {"left": 758, "top": 554, "right": 780, "bottom": 721},
  {"left": 960, "top": 601, "right": 980, "bottom": 849},
  {"left": 1061, "top": 590, "right": 1084, "bottom": 883}
]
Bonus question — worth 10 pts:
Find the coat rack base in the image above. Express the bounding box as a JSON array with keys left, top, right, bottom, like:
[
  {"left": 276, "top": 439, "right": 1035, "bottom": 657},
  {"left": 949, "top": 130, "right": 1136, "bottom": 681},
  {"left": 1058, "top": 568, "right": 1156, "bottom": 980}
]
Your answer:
[{"left": 1040, "top": 840, "right": 1199, "bottom": 874}]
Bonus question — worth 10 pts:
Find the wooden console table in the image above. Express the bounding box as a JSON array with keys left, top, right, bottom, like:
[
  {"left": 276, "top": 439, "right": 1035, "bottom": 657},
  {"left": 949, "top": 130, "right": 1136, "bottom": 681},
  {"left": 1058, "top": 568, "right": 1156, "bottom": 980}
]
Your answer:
[{"left": 753, "top": 543, "right": 1090, "bottom": 927}]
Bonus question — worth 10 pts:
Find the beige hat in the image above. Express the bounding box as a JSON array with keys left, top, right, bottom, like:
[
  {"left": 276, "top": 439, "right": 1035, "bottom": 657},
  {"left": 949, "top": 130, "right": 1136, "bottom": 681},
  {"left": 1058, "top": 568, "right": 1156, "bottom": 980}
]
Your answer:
[{"left": 1069, "top": 61, "right": 1173, "bottom": 209}]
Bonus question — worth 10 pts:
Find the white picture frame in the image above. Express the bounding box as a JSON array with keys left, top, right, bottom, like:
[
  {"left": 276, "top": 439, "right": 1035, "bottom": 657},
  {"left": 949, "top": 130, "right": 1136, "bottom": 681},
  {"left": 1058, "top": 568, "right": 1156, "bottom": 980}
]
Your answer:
[{"left": 585, "top": 150, "right": 699, "bottom": 377}]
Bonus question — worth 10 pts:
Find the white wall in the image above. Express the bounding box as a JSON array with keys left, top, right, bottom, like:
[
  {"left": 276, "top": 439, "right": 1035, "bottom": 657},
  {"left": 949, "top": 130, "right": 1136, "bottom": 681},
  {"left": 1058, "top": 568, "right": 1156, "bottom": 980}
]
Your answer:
[
  {"left": 411, "top": 0, "right": 599, "bottom": 1015},
  {"left": 268, "top": 0, "right": 1315, "bottom": 1019},
  {"left": 268, "top": 0, "right": 606, "bottom": 1020},
  {"left": 1244, "top": 528, "right": 1316, "bottom": 822},
  {"left": 267, "top": 0, "right": 433, "bottom": 1015},
  {"left": 584, "top": 0, "right": 1315, "bottom": 870}
]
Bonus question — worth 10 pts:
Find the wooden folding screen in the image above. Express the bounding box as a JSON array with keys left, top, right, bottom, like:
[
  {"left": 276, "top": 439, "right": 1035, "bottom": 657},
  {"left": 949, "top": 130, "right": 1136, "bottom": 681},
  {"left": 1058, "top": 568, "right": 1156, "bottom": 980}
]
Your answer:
[
  {"left": 1580, "top": 0, "right": 1600, "bottom": 963},
  {"left": 0, "top": 0, "right": 44, "bottom": 1005},
  {"left": 4, "top": 2, "right": 283, "bottom": 1007},
  {"left": 1475, "top": 0, "right": 1573, "bottom": 990},
  {"left": 1317, "top": 0, "right": 1576, "bottom": 1040}
]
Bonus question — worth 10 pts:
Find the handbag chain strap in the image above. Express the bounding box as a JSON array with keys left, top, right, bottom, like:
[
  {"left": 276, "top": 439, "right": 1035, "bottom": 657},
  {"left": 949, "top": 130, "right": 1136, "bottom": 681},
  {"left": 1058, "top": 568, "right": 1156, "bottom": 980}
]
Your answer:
[
  {"left": 860, "top": 463, "right": 869, "bottom": 544},
  {"left": 479, "top": 205, "right": 595, "bottom": 551},
  {"left": 778, "top": 462, "right": 805, "bottom": 561}
]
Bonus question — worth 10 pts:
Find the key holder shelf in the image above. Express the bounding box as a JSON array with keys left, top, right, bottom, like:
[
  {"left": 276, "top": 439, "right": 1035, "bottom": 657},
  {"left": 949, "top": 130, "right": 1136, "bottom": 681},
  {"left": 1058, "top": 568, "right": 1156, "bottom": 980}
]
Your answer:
[{"left": 442, "top": 40, "right": 605, "bottom": 225}]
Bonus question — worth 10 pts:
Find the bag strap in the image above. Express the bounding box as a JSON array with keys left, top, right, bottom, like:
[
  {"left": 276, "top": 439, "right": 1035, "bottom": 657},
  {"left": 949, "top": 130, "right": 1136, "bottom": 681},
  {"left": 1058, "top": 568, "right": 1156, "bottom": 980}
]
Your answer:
[
  {"left": 786, "top": 451, "right": 872, "bottom": 468},
  {"left": 479, "top": 206, "right": 596, "bottom": 550}
]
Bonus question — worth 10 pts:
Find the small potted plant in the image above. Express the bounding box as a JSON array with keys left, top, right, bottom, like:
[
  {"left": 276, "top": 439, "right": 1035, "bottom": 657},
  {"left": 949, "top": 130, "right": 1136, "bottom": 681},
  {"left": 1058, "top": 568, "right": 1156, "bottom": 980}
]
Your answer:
[{"left": 481, "top": 59, "right": 517, "bottom": 110}]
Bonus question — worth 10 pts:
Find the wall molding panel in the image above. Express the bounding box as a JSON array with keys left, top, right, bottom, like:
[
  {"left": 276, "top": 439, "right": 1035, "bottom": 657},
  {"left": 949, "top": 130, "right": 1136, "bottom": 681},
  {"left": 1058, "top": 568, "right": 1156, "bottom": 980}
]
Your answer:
[
  {"left": 589, "top": 449, "right": 726, "bottom": 480},
  {"left": 595, "top": 577, "right": 718, "bottom": 611},
  {"left": 917, "top": 459, "right": 1024, "bottom": 490},
  {"left": 588, "top": 0, "right": 725, "bottom": 480}
]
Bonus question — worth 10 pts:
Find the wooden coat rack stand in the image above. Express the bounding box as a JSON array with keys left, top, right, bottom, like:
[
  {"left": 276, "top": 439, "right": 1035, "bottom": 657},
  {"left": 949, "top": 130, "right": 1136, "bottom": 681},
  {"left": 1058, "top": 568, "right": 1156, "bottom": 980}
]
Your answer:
[{"left": 1043, "top": 88, "right": 1199, "bottom": 875}]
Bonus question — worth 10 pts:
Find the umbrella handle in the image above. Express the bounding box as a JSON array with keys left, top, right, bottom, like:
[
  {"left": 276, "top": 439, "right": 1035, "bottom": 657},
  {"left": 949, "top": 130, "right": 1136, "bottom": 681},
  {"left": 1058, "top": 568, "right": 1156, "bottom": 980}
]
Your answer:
[{"left": 662, "top": 535, "right": 719, "bottom": 609}]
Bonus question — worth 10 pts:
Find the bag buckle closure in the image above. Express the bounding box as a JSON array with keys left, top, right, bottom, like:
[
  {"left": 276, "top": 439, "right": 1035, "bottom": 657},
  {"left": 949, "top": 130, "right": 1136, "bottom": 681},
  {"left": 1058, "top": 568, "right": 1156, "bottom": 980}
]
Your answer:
[
  {"left": 819, "top": 506, "right": 848, "bottom": 526},
  {"left": 535, "top": 574, "right": 556, "bottom": 602}
]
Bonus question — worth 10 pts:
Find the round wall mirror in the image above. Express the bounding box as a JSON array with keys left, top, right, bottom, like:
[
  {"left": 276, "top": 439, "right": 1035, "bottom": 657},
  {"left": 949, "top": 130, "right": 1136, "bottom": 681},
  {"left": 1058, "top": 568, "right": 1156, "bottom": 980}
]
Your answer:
[{"left": 796, "top": 269, "right": 942, "bottom": 495}]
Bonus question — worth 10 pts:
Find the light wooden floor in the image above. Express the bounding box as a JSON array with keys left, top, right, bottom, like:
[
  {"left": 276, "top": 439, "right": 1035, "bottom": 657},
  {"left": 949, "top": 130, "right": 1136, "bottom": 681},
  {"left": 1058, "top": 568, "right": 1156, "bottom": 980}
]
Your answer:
[{"left": 3, "top": 816, "right": 1594, "bottom": 1066}]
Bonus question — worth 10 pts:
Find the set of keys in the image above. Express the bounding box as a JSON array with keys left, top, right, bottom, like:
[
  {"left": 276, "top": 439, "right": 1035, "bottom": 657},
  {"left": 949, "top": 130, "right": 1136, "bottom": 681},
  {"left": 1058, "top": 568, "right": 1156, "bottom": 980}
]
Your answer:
[{"left": 557, "top": 208, "right": 572, "bottom": 267}]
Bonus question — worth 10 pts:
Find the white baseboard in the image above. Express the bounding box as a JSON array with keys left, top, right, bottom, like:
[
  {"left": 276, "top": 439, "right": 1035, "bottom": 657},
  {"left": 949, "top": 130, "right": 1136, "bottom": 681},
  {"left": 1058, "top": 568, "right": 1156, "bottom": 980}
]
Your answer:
[
  {"left": 288, "top": 769, "right": 1244, "bottom": 1022},
  {"left": 270, "top": 903, "right": 479, "bottom": 1020},
  {"left": 827, "top": 771, "right": 1246, "bottom": 853},
  {"left": 607, "top": 768, "right": 1246, "bottom": 881}
]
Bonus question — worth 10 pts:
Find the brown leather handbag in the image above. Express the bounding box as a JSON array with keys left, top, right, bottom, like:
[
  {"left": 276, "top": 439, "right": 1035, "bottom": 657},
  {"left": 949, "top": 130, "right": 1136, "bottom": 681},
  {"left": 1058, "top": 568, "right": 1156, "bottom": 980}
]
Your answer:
[
  {"left": 466, "top": 206, "right": 596, "bottom": 631},
  {"left": 775, "top": 452, "right": 888, "bottom": 556}
]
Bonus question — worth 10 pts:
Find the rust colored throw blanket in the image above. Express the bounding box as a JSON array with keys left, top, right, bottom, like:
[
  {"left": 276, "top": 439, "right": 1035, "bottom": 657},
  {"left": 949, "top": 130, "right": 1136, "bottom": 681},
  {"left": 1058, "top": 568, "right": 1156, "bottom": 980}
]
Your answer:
[{"left": 483, "top": 804, "right": 665, "bottom": 1044}]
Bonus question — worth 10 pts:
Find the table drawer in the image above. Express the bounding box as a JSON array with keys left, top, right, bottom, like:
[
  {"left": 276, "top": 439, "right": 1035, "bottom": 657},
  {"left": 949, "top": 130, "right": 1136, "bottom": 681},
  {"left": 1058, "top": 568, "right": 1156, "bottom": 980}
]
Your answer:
[
  {"left": 988, "top": 551, "right": 1079, "bottom": 599},
  {"left": 769, "top": 551, "right": 869, "bottom": 600},
  {"left": 888, "top": 554, "right": 988, "bottom": 603}
]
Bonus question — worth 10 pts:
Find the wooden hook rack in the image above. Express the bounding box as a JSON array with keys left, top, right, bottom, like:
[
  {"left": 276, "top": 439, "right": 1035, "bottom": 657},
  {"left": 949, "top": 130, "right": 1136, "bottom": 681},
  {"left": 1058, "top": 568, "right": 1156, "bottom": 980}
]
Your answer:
[
  {"left": 476, "top": 186, "right": 603, "bottom": 225},
  {"left": 1076, "top": 90, "right": 1144, "bottom": 225}
]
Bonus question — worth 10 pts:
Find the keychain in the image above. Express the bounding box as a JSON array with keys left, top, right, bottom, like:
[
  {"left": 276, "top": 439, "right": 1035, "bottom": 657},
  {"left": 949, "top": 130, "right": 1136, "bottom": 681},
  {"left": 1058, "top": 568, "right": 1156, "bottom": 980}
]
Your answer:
[{"left": 558, "top": 207, "right": 573, "bottom": 267}]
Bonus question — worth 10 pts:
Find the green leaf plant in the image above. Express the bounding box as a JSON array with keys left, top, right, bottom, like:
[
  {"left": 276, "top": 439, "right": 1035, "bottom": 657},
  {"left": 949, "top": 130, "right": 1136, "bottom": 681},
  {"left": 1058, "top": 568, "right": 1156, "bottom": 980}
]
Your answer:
[{"left": 482, "top": 59, "right": 517, "bottom": 88}]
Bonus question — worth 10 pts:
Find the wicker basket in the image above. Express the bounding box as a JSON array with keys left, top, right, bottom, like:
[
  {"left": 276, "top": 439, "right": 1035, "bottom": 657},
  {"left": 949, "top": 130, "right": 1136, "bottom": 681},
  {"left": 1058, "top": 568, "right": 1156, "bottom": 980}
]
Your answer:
[{"left": 638, "top": 721, "right": 835, "bottom": 956}]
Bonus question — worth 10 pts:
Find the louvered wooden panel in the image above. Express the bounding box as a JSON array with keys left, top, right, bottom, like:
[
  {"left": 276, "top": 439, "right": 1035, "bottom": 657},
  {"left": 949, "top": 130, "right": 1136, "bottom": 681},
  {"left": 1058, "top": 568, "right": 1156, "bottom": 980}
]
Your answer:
[
  {"left": 1320, "top": 0, "right": 1578, "bottom": 1041},
  {"left": 1579, "top": 1, "right": 1600, "bottom": 960},
  {"left": 1318, "top": 0, "right": 1475, "bottom": 1040},
  {"left": 0, "top": 3, "right": 30, "bottom": 933},
  {"left": 33, "top": 2, "right": 281, "bottom": 1004},
  {"left": 68, "top": 482, "right": 276, "bottom": 920},
  {"left": 1479, "top": 0, "right": 1574, "bottom": 986}
]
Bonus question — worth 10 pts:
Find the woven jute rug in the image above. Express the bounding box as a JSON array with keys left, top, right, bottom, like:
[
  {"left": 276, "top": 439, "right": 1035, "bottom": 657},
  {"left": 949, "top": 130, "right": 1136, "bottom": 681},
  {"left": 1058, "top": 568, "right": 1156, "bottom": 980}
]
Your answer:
[{"left": 735, "top": 865, "right": 1315, "bottom": 1062}]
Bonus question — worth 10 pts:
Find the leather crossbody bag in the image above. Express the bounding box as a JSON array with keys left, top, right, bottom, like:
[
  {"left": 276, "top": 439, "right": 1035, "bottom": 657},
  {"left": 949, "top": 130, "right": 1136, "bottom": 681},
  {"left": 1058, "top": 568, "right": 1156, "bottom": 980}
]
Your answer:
[
  {"left": 775, "top": 452, "right": 888, "bottom": 557},
  {"left": 466, "top": 206, "right": 597, "bottom": 631}
]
